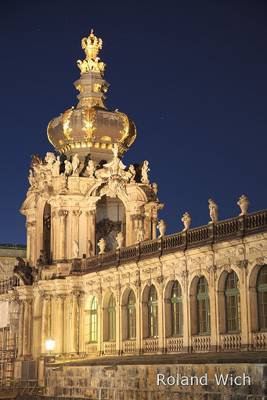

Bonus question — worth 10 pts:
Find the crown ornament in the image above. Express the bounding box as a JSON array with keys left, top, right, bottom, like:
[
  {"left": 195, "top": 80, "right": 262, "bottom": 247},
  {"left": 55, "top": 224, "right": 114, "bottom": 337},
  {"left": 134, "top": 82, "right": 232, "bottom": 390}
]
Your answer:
[{"left": 77, "top": 29, "right": 106, "bottom": 75}]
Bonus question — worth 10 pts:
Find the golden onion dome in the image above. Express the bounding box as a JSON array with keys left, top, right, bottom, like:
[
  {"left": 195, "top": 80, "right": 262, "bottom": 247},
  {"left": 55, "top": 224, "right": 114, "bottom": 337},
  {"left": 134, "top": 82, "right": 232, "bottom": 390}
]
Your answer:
[{"left": 47, "top": 30, "right": 136, "bottom": 161}]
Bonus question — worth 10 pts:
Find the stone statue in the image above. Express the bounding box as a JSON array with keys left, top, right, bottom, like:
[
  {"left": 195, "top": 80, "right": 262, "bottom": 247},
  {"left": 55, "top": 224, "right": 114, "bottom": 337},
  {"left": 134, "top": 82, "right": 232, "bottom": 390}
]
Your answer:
[
  {"left": 136, "top": 226, "right": 145, "bottom": 243},
  {"left": 157, "top": 219, "right": 166, "bottom": 238},
  {"left": 98, "top": 238, "right": 106, "bottom": 255},
  {"left": 73, "top": 240, "right": 79, "bottom": 258},
  {"left": 45, "top": 152, "right": 56, "bottom": 169},
  {"left": 64, "top": 160, "right": 73, "bottom": 176},
  {"left": 128, "top": 164, "right": 136, "bottom": 182},
  {"left": 72, "top": 154, "right": 80, "bottom": 175},
  {"left": 237, "top": 194, "right": 249, "bottom": 216},
  {"left": 31, "top": 154, "right": 42, "bottom": 174},
  {"left": 141, "top": 160, "right": 150, "bottom": 184},
  {"left": 116, "top": 232, "right": 124, "bottom": 249},
  {"left": 103, "top": 143, "right": 126, "bottom": 176},
  {"left": 51, "top": 156, "right": 61, "bottom": 177},
  {"left": 152, "top": 183, "right": 158, "bottom": 196},
  {"left": 208, "top": 198, "right": 218, "bottom": 223},
  {"left": 28, "top": 169, "right": 35, "bottom": 187},
  {"left": 181, "top": 212, "right": 191, "bottom": 231},
  {"left": 86, "top": 160, "right": 95, "bottom": 178}
]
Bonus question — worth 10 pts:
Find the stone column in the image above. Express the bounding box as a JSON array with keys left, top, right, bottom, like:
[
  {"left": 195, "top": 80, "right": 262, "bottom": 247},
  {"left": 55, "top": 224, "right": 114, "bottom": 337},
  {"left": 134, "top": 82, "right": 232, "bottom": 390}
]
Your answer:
[
  {"left": 78, "top": 292, "right": 85, "bottom": 353},
  {"left": 135, "top": 274, "right": 142, "bottom": 354},
  {"left": 182, "top": 271, "right": 190, "bottom": 352},
  {"left": 22, "top": 299, "right": 32, "bottom": 357},
  {"left": 58, "top": 210, "right": 68, "bottom": 259},
  {"left": 17, "top": 300, "right": 24, "bottom": 358},
  {"left": 71, "top": 291, "right": 81, "bottom": 353},
  {"left": 72, "top": 210, "right": 82, "bottom": 257},
  {"left": 41, "top": 295, "right": 49, "bottom": 354},
  {"left": 209, "top": 272, "right": 218, "bottom": 351},
  {"left": 51, "top": 210, "right": 57, "bottom": 262},
  {"left": 116, "top": 284, "right": 121, "bottom": 355},
  {"left": 55, "top": 295, "right": 65, "bottom": 354},
  {"left": 97, "top": 289, "right": 103, "bottom": 354},
  {"left": 157, "top": 278, "right": 164, "bottom": 353},
  {"left": 87, "top": 210, "right": 96, "bottom": 256},
  {"left": 240, "top": 262, "right": 249, "bottom": 349}
]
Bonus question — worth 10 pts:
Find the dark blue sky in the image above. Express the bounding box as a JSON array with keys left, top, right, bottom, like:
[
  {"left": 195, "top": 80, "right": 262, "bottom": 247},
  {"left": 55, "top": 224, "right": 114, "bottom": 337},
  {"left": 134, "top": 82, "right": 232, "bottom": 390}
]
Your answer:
[{"left": 1, "top": 0, "right": 267, "bottom": 244}]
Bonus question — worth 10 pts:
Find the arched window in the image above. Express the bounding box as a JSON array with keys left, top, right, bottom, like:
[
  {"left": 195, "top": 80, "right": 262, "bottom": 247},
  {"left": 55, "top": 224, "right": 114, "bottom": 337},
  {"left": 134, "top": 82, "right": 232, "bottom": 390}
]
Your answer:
[
  {"left": 127, "top": 290, "right": 136, "bottom": 339},
  {"left": 225, "top": 271, "right": 240, "bottom": 333},
  {"left": 108, "top": 294, "right": 116, "bottom": 341},
  {"left": 89, "top": 297, "right": 98, "bottom": 342},
  {"left": 197, "top": 277, "right": 210, "bottom": 335},
  {"left": 148, "top": 285, "right": 158, "bottom": 338},
  {"left": 171, "top": 281, "right": 183, "bottom": 336},
  {"left": 257, "top": 266, "right": 267, "bottom": 331}
]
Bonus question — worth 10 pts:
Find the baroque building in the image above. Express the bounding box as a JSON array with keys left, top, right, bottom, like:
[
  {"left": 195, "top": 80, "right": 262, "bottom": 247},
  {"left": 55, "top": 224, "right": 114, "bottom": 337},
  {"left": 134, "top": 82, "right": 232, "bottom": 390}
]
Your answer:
[{"left": 1, "top": 30, "right": 267, "bottom": 399}]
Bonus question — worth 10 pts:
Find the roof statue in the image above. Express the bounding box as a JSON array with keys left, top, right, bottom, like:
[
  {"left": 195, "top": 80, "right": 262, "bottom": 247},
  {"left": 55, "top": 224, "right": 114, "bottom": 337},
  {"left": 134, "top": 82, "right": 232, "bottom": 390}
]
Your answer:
[{"left": 77, "top": 29, "right": 105, "bottom": 75}]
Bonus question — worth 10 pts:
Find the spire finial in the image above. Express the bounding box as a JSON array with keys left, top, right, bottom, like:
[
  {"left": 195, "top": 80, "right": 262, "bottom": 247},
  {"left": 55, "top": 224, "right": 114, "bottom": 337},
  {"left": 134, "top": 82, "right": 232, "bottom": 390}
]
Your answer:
[{"left": 77, "top": 29, "right": 105, "bottom": 75}]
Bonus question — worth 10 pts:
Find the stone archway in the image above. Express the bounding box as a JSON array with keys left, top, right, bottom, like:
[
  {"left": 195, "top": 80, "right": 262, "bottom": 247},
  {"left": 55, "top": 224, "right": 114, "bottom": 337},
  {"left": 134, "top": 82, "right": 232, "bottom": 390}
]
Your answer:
[{"left": 96, "top": 196, "right": 125, "bottom": 252}]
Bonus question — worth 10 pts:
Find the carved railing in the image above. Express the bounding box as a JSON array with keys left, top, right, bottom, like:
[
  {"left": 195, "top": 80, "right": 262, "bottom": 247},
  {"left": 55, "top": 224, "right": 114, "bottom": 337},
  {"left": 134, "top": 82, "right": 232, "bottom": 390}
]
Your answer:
[
  {"left": 122, "top": 340, "right": 136, "bottom": 354},
  {"left": 103, "top": 342, "right": 116, "bottom": 356},
  {"left": 142, "top": 338, "right": 159, "bottom": 353},
  {"left": 166, "top": 337, "right": 183, "bottom": 353},
  {"left": 191, "top": 336, "right": 211, "bottom": 352},
  {"left": 252, "top": 332, "right": 267, "bottom": 350},
  {"left": 70, "top": 209, "right": 267, "bottom": 274},
  {"left": 0, "top": 277, "right": 20, "bottom": 295},
  {"left": 220, "top": 334, "right": 241, "bottom": 351}
]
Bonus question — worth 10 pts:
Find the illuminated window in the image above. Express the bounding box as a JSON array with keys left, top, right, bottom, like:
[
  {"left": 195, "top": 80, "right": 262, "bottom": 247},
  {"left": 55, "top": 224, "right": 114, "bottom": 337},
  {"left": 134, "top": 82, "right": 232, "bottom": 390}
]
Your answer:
[
  {"left": 171, "top": 281, "right": 183, "bottom": 336},
  {"left": 89, "top": 297, "right": 98, "bottom": 343},
  {"left": 225, "top": 271, "right": 240, "bottom": 333},
  {"left": 127, "top": 290, "right": 136, "bottom": 339},
  {"left": 108, "top": 294, "right": 116, "bottom": 341},
  {"left": 148, "top": 285, "right": 158, "bottom": 338},
  {"left": 197, "top": 277, "right": 210, "bottom": 335},
  {"left": 257, "top": 266, "right": 267, "bottom": 331}
]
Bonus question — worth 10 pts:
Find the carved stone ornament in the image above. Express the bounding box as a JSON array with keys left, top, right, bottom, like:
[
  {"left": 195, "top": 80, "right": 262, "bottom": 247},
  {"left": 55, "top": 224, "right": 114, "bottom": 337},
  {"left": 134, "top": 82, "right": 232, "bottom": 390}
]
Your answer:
[
  {"left": 181, "top": 212, "right": 191, "bottom": 231},
  {"left": 157, "top": 219, "right": 166, "bottom": 238},
  {"left": 97, "top": 238, "right": 106, "bottom": 255},
  {"left": 208, "top": 198, "right": 218, "bottom": 223},
  {"left": 237, "top": 194, "right": 249, "bottom": 216}
]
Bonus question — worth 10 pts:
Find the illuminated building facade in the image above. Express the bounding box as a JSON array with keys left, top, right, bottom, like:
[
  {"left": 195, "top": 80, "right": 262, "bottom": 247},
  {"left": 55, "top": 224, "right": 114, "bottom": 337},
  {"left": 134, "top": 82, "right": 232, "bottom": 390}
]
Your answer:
[{"left": 1, "top": 30, "right": 267, "bottom": 399}]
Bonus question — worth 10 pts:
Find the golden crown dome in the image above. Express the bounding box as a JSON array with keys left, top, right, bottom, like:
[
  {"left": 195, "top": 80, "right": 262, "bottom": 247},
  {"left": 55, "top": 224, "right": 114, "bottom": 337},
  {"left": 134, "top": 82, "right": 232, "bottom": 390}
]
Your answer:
[{"left": 47, "top": 30, "right": 137, "bottom": 161}]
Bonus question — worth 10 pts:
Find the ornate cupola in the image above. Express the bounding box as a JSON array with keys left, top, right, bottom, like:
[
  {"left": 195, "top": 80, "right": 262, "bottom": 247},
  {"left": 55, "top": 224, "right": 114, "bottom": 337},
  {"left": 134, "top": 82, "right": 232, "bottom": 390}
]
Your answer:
[{"left": 47, "top": 30, "right": 137, "bottom": 161}]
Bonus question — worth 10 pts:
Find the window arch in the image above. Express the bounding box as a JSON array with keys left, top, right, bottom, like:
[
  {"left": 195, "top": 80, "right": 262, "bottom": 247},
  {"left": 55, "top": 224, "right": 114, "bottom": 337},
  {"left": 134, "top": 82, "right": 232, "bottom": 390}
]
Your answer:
[
  {"left": 127, "top": 290, "right": 136, "bottom": 339},
  {"left": 171, "top": 281, "right": 183, "bottom": 336},
  {"left": 148, "top": 285, "right": 158, "bottom": 338},
  {"left": 257, "top": 266, "right": 267, "bottom": 331},
  {"left": 225, "top": 271, "right": 240, "bottom": 333},
  {"left": 108, "top": 294, "right": 116, "bottom": 341},
  {"left": 197, "top": 277, "right": 210, "bottom": 335},
  {"left": 89, "top": 297, "right": 98, "bottom": 342}
]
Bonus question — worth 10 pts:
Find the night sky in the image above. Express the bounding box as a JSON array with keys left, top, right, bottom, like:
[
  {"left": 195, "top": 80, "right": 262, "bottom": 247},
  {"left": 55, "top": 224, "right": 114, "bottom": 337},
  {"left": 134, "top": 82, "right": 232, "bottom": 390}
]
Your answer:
[{"left": 1, "top": 0, "right": 267, "bottom": 244}]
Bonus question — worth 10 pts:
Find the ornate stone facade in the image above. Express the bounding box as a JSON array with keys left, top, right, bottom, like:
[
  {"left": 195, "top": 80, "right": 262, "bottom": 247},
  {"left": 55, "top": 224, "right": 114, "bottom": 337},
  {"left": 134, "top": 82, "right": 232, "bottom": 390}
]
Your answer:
[{"left": 1, "top": 30, "right": 267, "bottom": 399}]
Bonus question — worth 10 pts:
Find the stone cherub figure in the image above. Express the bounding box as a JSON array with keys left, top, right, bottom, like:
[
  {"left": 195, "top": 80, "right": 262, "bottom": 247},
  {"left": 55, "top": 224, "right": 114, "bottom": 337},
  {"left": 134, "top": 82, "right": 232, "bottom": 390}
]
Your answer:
[
  {"left": 157, "top": 219, "right": 166, "bottom": 238},
  {"left": 237, "top": 194, "right": 249, "bottom": 216},
  {"left": 51, "top": 156, "right": 61, "bottom": 177},
  {"left": 64, "top": 159, "right": 73, "bottom": 176},
  {"left": 72, "top": 154, "right": 80, "bottom": 175},
  {"left": 116, "top": 232, "right": 124, "bottom": 249},
  {"left": 136, "top": 226, "right": 145, "bottom": 243},
  {"left": 73, "top": 240, "right": 79, "bottom": 258},
  {"left": 181, "top": 212, "right": 191, "bottom": 231},
  {"left": 45, "top": 152, "right": 56, "bottom": 169},
  {"left": 208, "top": 198, "right": 218, "bottom": 224},
  {"left": 28, "top": 169, "right": 35, "bottom": 187},
  {"left": 86, "top": 160, "right": 95, "bottom": 178},
  {"left": 128, "top": 164, "right": 136, "bottom": 182},
  {"left": 141, "top": 160, "right": 150, "bottom": 184},
  {"left": 98, "top": 238, "right": 106, "bottom": 255}
]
